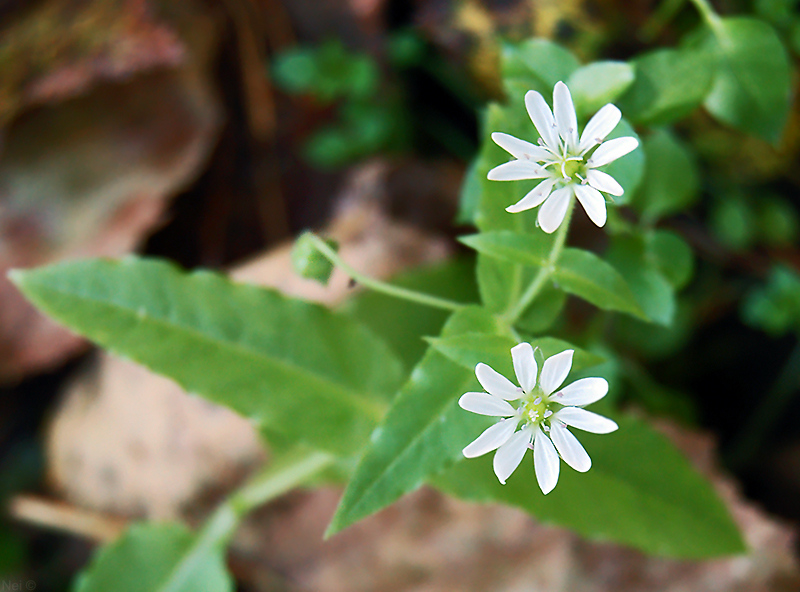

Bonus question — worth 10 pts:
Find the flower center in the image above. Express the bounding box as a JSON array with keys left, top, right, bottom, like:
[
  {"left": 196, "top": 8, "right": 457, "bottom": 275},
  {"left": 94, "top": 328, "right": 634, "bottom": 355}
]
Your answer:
[
  {"left": 561, "top": 158, "right": 585, "bottom": 181},
  {"left": 521, "top": 387, "right": 550, "bottom": 426}
]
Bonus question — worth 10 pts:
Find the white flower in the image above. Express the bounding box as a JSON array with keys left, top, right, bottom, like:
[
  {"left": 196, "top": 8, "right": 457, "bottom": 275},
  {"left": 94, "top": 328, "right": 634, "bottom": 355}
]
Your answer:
[
  {"left": 487, "top": 81, "right": 639, "bottom": 233},
  {"left": 458, "top": 344, "right": 617, "bottom": 494}
]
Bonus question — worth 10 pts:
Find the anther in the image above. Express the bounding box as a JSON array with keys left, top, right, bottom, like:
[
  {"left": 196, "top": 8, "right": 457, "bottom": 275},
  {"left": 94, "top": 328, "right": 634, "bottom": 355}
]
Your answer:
[
  {"left": 544, "top": 410, "right": 553, "bottom": 418},
  {"left": 533, "top": 397, "right": 542, "bottom": 405}
]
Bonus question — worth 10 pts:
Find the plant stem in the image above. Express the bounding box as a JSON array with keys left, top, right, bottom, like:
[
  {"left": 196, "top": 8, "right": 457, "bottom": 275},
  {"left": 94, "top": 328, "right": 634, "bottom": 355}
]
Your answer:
[
  {"left": 159, "top": 450, "right": 333, "bottom": 591},
  {"left": 307, "top": 233, "right": 467, "bottom": 312},
  {"left": 688, "top": 0, "right": 726, "bottom": 37},
  {"left": 502, "top": 198, "right": 574, "bottom": 325},
  {"left": 640, "top": 0, "right": 688, "bottom": 42}
]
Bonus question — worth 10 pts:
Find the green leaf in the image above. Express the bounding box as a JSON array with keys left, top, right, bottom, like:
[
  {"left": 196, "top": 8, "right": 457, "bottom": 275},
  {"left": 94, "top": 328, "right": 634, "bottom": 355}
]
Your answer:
[
  {"left": 11, "top": 258, "right": 405, "bottom": 457},
  {"left": 501, "top": 39, "right": 580, "bottom": 92},
  {"left": 647, "top": 230, "right": 694, "bottom": 290},
  {"left": 702, "top": 17, "right": 791, "bottom": 143},
  {"left": 568, "top": 61, "right": 635, "bottom": 117},
  {"left": 427, "top": 333, "right": 606, "bottom": 374},
  {"left": 634, "top": 130, "right": 700, "bottom": 221},
  {"left": 618, "top": 47, "right": 715, "bottom": 125},
  {"left": 344, "top": 258, "right": 479, "bottom": 370},
  {"left": 459, "top": 231, "right": 552, "bottom": 268},
  {"left": 600, "top": 119, "right": 644, "bottom": 205},
  {"left": 74, "top": 523, "right": 233, "bottom": 592},
  {"left": 554, "top": 249, "right": 647, "bottom": 320},
  {"left": 606, "top": 236, "right": 675, "bottom": 326},
  {"left": 434, "top": 414, "right": 745, "bottom": 558},
  {"left": 327, "top": 307, "right": 504, "bottom": 536},
  {"left": 456, "top": 159, "right": 482, "bottom": 225}
]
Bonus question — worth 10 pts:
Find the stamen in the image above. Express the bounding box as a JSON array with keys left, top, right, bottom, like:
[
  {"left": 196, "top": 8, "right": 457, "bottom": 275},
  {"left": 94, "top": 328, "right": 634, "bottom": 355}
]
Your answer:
[
  {"left": 544, "top": 410, "right": 553, "bottom": 418},
  {"left": 533, "top": 397, "right": 542, "bottom": 405}
]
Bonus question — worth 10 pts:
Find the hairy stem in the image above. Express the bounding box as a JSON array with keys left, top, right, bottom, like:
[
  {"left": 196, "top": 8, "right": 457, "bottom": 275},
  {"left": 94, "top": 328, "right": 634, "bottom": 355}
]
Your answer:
[{"left": 307, "top": 234, "right": 467, "bottom": 312}]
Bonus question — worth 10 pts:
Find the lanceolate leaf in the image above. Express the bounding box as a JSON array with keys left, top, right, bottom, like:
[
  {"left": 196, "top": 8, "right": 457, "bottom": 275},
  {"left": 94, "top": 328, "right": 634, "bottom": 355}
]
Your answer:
[
  {"left": 11, "top": 258, "right": 405, "bottom": 457},
  {"left": 554, "top": 249, "right": 647, "bottom": 320},
  {"left": 74, "top": 523, "right": 233, "bottom": 592},
  {"left": 326, "top": 307, "right": 504, "bottom": 536},
  {"left": 434, "top": 415, "right": 745, "bottom": 559}
]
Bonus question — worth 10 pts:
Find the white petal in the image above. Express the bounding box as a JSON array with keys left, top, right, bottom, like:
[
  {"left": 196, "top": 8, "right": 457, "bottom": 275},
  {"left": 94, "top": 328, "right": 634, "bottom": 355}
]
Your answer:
[
  {"left": 475, "top": 363, "right": 520, "bottom": 400},
  {"left": 525, "top": 90, "right": 560, "bottom": 151},
  {"left": 487, "top": 160, "right": 549, "bottom": 181},
  {"left": 506, "top": 177, "right": 557, "bottom": 213},
  {"left": 588, "top": 136, "right": 639, "bottom": 168},
  {"left": 492, "top": 132, "right": 551, "bottom": 161},
  {"left": 533, "top": 427, "right": 560, "bottom": 494},
  {"left": 553, "top": 81, "right": 578, "bottom": 151},
  {"left": 574, "top": 184, "right": 607, "bottom": 228},
  {"left": 463, "top": 419, "right": 519, "bottom": 458},
  {"left": 458, "top": 392, "right": 516, "bottom": 416},
  {"left": 549, "top": 422, "right": 591, "bottom": 472},
  {"left": 537, "top": 186, "right": 573, "bottom": 234},
  {"left": 553, "top": 377, "right": 609, "bottom": 406},
  {"left": 586, "top": 169, "right": 624, "bottom": 196},
  {"left": 540, "top": 350, "right": 574, "bottom": 395},
  {"left": 579, "top": 104, "right": 621, "bottom": 153},
  {"left": 493, "top": 427, "right": 532, "bottom": 484},
  {"left": 511, "top": 342, "right": 537, "bottom": 393},
  {"left": 554, "top": 407, "right": 618, "bottom": 434}
]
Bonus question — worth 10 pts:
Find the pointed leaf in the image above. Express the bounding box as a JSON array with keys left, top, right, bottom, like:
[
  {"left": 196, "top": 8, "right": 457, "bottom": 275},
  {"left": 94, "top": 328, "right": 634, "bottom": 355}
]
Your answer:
[
  {"left": 459, "top": 231, "right": 552, "bottom": 268},
  {"left": 10, "top": 258, "right": 405, "bottom": 457},
  {"left": 434, "top": 415, "right": 745, "bottom": 558},
  {"left": 567, "top": 61, "right": 635, "bottom": 117},
  {"left": 327, "top": 307, "right": 504, "bottom": 535}
]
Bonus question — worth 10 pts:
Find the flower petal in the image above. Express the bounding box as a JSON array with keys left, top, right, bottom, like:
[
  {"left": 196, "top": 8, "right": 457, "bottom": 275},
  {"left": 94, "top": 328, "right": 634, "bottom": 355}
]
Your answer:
[
  {"left": 549, "top": 422, "right": 591, "bottom": 472},
  {"left": 586, "top": 169, "right": 624, "bottom": 196},
  {"left": 511, "top": 342, "right": 537, "bottom": 393},
  {"left": 533, "top": 427, "right": 560, "bottom": 494},
  {"left": 463, "top": 419, "right": 519, "bottom": 458},
  {"left": 506, "top": 177, "right": 557, "bottom": 213},
  {"left": 537, "top": 186, "right": 573, "bottom": 234},
  {"left": 525, "top": 90, "right": 560, "bottom": 151},
  {"left": 553, "top": 377, "right": 609, "bottom": 406},
  {"left": 475, "top": 363, "right": 520, "bottom": 400},
  {"left": 540, "top": 349, "right": 573, "bottom": 396},
  {"left": 588, "top": 136, "right": 639, "bottom": 168},
  {"left": 487, "top": 160, "right": 549, "bottom": 181},
  {"left": 553, "top": 81, "right": 578, "bottom": 152},
  {"left": 493, "top": 426, "right": 532, "bottom": 484},
  {"left": 579, "top": 104, "right": 621, "bottom": 153},
  {"left": 554, "top": 407, "right": 619, "bottom": 434},
  {"left": 458, "top": 392, "right": 517, "bottom": 416},
  {"left": 492, "top": 132, "right": 551, "bottom": 161},
  {"left": 574, "top": 184, "right": 607, "bottom": 228}
]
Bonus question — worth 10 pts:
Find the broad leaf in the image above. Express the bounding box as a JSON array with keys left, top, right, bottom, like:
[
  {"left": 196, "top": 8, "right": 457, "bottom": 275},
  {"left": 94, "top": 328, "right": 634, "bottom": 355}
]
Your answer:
[
  {"left": 11, "top": 258, "right": 405, "bottom": 457},
  {"left": 327, "top": 307, "right": 505, "bottom": 535},
  {"left": 618, "top": 47, "right": 715, "bottom": 125},
  {"left": 427, "top": 333, "right": 606, "bottom": 374},
  {"left": 648, "top": 230, "right": 694, "bottom": 290},
  {"left": 516, "top": 283, "right": 566, "bottom": 334},
  {"left": 702, "top": 17, "right": 791, "bottom": 143},
  {"left": 434, "top": 414, "right": 745, "bottom": 558},
  {"left": 634, "top": 129, "right": 700, "bottom": 221},
  {"left": 74, "top": 523, "right": 233, "bottom": 592},
  {"left": 554, "top": 249, "right": 646, "bottom": 320},
  {"left": 568, "top": 61, "right": 635, "bottom": 117}
]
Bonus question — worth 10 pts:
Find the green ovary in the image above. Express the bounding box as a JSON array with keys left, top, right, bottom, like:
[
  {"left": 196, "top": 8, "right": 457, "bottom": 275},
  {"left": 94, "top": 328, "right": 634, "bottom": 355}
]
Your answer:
[
  {"left": 562, "top": 159, "right": 585, "bottom": 180},
  {"left": 521, "top": 390, "right": 549, "bottom": 425}
]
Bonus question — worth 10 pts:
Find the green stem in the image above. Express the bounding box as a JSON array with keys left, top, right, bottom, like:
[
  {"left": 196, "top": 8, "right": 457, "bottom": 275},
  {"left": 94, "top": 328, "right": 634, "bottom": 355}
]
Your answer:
[
  {"left": 640, "top": 0, "right": 688, "bottom": 42},
  {"left": 503, "top": 198, "right": 574, "bottom": 325},
  {"left": 307, "top": 234, "right": 467, "bottom": 312},
  {"left": 688, "top": 0, "right": 726, "bottom": 37},
  {"left": 159, "top": 450, "right": 333, "bottom": 592}
]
